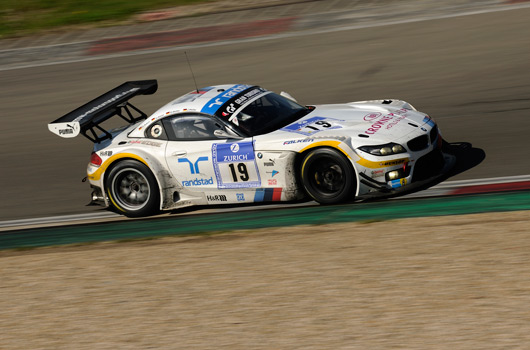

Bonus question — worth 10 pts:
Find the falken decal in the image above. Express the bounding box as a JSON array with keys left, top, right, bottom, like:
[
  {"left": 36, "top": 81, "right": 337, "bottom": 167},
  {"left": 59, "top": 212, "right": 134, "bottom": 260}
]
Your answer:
[
  {"left": 281, "top": 117, "right": 343, "bottom": 136},
  {"left": 212, "top": 141, "right": 261, "bottom": 189}
]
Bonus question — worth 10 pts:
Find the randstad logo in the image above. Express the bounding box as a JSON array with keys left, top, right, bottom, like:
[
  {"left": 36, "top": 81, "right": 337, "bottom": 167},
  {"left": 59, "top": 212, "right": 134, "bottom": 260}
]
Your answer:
[
  {"left": 182, "top": 177, "right": 214, "bottom": 187},
  {"left": 178, "top": 157, "right": 208, "bottom": 174}
]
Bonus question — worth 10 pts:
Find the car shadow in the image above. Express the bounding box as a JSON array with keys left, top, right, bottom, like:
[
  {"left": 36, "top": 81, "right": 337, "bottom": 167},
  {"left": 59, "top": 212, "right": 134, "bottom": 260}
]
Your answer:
[{"left": 443, "top": 142, "right": 486, "bottom": 179}]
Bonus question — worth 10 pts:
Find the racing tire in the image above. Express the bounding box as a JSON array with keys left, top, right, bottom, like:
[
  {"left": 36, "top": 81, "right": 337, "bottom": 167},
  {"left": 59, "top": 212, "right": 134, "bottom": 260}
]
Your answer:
[
  {"left": 300, "top": 148, "right": 355, "bottom": 204},
  {"left": 105, "top": 160, "right": 160, "bottom": 217}
]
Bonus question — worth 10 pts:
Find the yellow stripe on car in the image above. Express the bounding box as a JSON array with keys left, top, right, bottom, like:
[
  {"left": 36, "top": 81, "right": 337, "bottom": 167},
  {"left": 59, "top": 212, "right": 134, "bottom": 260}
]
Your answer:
[
  {"left": 88, "top": 153, "right": 149, "bottom": 181},
  {"left": 107, "top": 190, "right": 125, "bottom": 213},
  {"left": 356, "top": 157, "right": 409, "bottom": 169},
  {"left": 299, "top": 141, "right": 352, "bottom": 159}
]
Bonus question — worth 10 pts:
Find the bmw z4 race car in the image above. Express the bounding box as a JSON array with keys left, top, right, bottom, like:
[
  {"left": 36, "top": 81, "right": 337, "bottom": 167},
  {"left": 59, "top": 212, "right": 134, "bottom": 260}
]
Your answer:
[{"left": 49, "top": 80, "right": 454, "bottom": 217}]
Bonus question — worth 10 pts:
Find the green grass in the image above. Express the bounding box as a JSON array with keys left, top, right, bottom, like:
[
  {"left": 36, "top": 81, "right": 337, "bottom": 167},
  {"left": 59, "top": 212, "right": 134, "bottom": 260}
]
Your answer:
[{"left": 0, "top": 0, "right": 214, "bottom": 38}]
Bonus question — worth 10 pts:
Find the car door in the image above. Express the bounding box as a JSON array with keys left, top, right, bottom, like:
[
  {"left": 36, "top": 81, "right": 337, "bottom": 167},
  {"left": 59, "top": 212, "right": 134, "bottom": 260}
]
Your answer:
[{"left": 163, "top": 114, "right": 261, "bottom": 199}]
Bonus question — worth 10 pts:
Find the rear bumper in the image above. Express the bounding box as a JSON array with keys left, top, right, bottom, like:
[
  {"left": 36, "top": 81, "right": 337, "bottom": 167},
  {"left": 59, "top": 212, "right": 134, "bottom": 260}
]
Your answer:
[{"left": 88, "top": 185, "right": 108, "bottom": 207}]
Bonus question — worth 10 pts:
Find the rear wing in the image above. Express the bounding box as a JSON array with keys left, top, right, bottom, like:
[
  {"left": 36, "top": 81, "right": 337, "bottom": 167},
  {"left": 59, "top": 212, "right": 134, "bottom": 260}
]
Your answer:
[{"left": 48, "top": 80, "right": 158, "bottom": 143}]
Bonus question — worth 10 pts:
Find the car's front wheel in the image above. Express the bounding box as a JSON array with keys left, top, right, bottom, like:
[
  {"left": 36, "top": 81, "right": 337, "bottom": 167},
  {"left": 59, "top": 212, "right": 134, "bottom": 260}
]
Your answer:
[
  {"left": 300, "top": 148, "right": 356, "bottom": 204},
  {"left": 105, "top": 160, "right": 159, "bottom": 217}
]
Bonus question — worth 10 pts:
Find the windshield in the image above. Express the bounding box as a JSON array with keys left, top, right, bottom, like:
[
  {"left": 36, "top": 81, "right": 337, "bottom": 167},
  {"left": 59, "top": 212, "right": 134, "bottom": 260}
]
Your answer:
[{"left": 233, "top": 92, "right": 311, "bottom": 136}]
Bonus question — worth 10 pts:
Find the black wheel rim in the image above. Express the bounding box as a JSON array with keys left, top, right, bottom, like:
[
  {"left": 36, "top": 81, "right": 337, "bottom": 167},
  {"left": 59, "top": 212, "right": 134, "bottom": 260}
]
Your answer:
[{"left": 307, "top": 158, "right": 346, "bottom": 196}]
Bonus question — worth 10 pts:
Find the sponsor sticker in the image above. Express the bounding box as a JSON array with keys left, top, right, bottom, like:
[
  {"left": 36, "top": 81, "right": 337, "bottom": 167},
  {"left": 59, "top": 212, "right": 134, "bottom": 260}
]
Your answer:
[
  {"left": 283, "top": 138, "right": 314, "bottom": 145},
  {"left": 59, "top": 128, "right": 74, "bottom": 135},
  {"left": 178, "top": 157, "right": 209, "bottom": 174},
  {"left": 281, "top": 117, "right": 343, "bottom": 136},
  {"left": 218, "top": 87, "right": 267, "bottom": 126},
  {"left": 178, "top": 156, "right": 213, "bottom": 187},
  {"left": 127, "top": 140, "right": 162, "bottom": 147},
  {"left": 73, "top": 87, "right": 140, "bottom": 122},
  {"left": 254, "top": 188, "right": 282, "bottom": 202},
  {"left": 200, "top": 84, "right": 252, "bottom": 116},
  {"left": 390, "top": 178, "right": 408, "bottom": 188},
  {"left": 236, "top": 193, "right": 245, "bottom": 202},
  {"left": 385, "top": 115, "right": 406, "bottom": 130},
  {"left": 182, "top": 177, "right": 214, "bottom": 187},
  {"left": 379, "top": 158, "right": 408, "bottom": 167},
  {"left": 99, "top": 151, "right": 113, "bottom": 157},
  {"left": 212, "top": 141, "right": 261, "bottom": 189},
  {"left": 357, "top": 157, "right": 410, "bottom": 169},
  {"left": 207, "top": 194, "right": 227, "bottom": 202},
  {"left": 363, "top": 109, "right": 409, "bottom": 135},
  {"left": 56, "top": 123, "right": 78, "bottom": 136},
  {"left": 371, "top": 169, "right": 384, "bottom": 178},
  {"left": 364, "top": 113, "right": 382, "bottom": 122}
]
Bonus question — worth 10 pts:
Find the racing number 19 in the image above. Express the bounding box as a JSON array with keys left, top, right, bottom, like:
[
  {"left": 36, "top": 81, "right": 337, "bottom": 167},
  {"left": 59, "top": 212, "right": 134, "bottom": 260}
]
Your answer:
[{"left": 228, "top": 163, "right": 249, "bottom": 182}]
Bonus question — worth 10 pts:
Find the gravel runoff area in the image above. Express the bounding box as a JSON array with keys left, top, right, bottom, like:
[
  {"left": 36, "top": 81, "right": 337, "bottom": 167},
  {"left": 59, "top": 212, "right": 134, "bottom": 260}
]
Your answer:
[{"left": 1, "top": 210, "right": 530, "bottom": 349}]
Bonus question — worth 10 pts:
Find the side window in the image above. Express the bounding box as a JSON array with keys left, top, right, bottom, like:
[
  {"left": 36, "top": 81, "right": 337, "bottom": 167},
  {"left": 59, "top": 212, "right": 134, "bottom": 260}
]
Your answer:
[
  {"left": 145, "top": 121, "right": 168, "bottom": 140},
  {"left": 165, "top": 115, "right": 226, "bottom": 141}
]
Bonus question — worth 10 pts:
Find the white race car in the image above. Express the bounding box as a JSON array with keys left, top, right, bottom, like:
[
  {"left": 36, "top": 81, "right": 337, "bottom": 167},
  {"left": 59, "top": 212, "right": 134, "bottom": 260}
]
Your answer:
[{"left": 49, "top": 80, "right": 454, "bottom": 217}]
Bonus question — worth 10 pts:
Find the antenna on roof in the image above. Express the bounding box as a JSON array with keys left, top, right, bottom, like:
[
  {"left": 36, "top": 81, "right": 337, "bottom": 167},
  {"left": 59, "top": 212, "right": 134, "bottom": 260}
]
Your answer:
[{"left": 184, "top": 51, "right": 199, "bottom": 93}]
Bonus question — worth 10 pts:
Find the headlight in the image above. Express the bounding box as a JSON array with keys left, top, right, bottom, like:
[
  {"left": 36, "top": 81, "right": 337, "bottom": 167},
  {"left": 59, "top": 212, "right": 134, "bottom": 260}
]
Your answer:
[{"left": 358, "top": 143, "right": 406, "bottom": 156}]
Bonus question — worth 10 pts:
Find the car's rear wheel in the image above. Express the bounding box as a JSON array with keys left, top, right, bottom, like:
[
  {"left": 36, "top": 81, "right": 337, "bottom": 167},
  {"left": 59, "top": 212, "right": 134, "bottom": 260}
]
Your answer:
[
  {"left": 105, "top": 160, "right": 159, "bottom": 217},
  {"left": 300, "top": 148, "right": 356, "bottom": 204}
]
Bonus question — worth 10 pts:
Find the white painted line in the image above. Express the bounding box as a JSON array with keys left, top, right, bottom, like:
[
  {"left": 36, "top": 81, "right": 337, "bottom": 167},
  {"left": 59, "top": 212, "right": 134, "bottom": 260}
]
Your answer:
[
  {"left": 429, "top": 174, "right": 530, "bottom": 188},
  {"left": 1, "top": 175, "right": 529, "bottom": 231},
  {"left": 2, "top": 3, "right": 530, "bottom": 72},
  {"left": 0, "top": 212, "right": 119, "bottom": 229}
]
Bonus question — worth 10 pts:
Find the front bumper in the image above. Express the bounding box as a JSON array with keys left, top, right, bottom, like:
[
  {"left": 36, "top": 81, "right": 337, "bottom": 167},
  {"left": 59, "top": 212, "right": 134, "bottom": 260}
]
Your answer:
[{"left": 357, "top": 149, "right": 456, "bottom": 200}]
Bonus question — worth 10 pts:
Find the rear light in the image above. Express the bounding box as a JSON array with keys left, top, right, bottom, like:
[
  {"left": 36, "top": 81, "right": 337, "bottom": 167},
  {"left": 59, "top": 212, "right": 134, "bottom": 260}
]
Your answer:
[{"left": 90, "top": 152, "right": 102, "bottom": 166}]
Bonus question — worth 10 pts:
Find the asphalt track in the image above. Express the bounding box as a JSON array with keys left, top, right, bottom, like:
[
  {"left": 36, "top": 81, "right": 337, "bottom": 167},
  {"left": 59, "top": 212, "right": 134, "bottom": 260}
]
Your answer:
[
  {"left": 2, "top": 191, "right": 529, "bottom": 250},
  {"left": 1, "top": 4, "right": 530, "bottom": 221}
]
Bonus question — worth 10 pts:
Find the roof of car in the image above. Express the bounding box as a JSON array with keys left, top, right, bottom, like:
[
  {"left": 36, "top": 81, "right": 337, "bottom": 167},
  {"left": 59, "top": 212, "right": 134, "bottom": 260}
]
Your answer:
[
  {"left": 128, "top": 84, "right": 267, "bottom": 138},
  {"left": 152, "top": 84, "right": 254, "bottom": 117}
]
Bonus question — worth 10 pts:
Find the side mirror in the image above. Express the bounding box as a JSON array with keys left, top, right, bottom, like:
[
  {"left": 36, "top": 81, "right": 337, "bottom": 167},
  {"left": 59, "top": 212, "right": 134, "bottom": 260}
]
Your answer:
[{"left": 214, "top": 129, "right": 244, "bottom": 140}]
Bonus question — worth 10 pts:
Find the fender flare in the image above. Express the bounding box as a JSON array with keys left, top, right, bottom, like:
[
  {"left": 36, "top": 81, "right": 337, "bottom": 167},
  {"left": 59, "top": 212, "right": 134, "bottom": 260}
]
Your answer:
[
  {"left": 296, "top": 140, "right": 361, "bottom": 197},
  {"left": 90, "top": 151, "right": 176, "bottom": 210}
]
